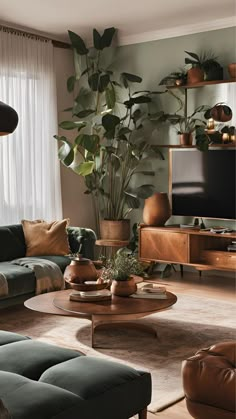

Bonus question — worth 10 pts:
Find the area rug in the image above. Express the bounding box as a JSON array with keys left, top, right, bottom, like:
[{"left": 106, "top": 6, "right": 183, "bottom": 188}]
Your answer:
[{"left": 1, "top": 294, "right": 236, "bottom": 414}]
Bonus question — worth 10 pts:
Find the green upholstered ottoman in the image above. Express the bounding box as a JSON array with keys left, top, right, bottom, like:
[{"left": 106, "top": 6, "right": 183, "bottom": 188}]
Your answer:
[{"left": 0, "top": 331, "right": 151, "bottom": 419}]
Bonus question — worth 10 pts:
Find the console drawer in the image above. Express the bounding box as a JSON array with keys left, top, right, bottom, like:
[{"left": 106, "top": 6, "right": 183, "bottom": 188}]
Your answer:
[{"left": 201, "top": 250, "right": 236, "bottom": 269}]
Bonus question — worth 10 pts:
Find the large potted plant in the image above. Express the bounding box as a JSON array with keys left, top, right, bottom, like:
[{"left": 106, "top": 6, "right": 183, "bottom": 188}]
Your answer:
[{"left": 55, "top": 27, "right": 164, "bottom": 240}]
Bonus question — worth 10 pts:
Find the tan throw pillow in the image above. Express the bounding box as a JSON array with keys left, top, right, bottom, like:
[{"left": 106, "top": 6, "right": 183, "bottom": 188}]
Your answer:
[{"left": 22, "top": 219, "right": 70, "bottom": 256}]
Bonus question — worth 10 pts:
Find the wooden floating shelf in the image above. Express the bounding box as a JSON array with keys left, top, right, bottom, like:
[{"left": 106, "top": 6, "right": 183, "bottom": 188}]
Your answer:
[
  {"left": 167, "top": 79, "right": 236, "bottom": 90},
  {"left": 155, "top": 144, "right": 236, "bottom": 148}
]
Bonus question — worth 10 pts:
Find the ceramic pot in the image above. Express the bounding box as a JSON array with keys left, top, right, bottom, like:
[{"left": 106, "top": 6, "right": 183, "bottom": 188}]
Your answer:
[
  {"left": 100, "top": 219, "right": 130, "bottom": 240},
  {"left": 143, "top": 192, "right": 171, "bottom": 226},
  {"left": 210, "top": 104, "right": 232, "bottom": 123},
  {"left": 187, "top": 67, "right": 204, "bottom": 84},
  {"left": 179, "top": 133, "right": 193, "bottom": 146},
  {"left": 111, "top": 277, "right": 137, "bottom": 297},
  {"left": 228, "top": 63, "right": 236, "bottom": 79},
  {"left": 64, "top": 256, "right": 98, "bottom": 284}
]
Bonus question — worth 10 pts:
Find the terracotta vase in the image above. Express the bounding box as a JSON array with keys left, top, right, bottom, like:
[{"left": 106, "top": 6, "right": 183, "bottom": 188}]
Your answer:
[
  {"left": 187, "top": 67, "right": 204, "bottom": 84},
  {"left": 100, "top": 219, "right": 130, "bottom": 240},
  {"left": 111, "top": 277, "right": 137, "bottom": 297},
  {"left": 210, "top": 104, "right": 232, "bottom": 123},
  {"left": 228, "top": 63, "right": 236, "bottom": 79},
  {"left": 143, "top": 192, "right": 171, "bottom": 226},
  {"left": 179, "top": 133, "right": 193, "bottom": 146},
  {"left": 64, "top": 256, "right": 98, "bottom": 284}
]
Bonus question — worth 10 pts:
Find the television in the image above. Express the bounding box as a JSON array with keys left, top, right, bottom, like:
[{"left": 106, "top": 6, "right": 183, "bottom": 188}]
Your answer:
[{"left": 169, "top": 148, "right": 236, "bottom": 221}]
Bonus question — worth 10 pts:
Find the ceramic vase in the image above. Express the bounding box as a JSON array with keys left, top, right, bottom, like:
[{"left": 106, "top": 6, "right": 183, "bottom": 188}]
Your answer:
[
  {"left": 100, "top": 219, "right": 130, "bottom": 240},
  {"left": 143, "top": 192, "right": 171, "bottom": 226},
  {"left": 111, "top": 277, "right": 137, "bottom": 297},
  {"left": 64, "top": 257, "right": 98, "bottom": 284},
  {"left": 179, "top": 133, "right": 193, "bottom": 146},
  {"left": 228, "top": 63, "right": 236, "bottom": 79},
  {"left": 187, "top": 67, "right": 204, "bottom": 84}
]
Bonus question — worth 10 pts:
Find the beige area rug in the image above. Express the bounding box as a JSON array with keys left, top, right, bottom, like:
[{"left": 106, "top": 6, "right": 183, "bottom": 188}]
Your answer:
[{"left": 1, "top": 294, "right": 236, "bottom": 414}]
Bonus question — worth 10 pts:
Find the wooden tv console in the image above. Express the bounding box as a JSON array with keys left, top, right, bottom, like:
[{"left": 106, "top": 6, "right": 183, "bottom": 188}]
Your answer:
[{"left": 139, "top": 225, "right": 236, "bottom": 272}]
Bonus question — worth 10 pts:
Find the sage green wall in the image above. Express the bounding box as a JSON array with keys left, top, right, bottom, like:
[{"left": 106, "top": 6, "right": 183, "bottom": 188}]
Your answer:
[{"left": 113, "top": 26, "right": 236, "bottom": 229}]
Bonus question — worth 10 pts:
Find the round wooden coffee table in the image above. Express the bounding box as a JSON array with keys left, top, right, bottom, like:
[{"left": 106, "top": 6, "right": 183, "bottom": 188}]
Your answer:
[{"left": 25, "top": 289, "right": 177, "bottom": 347}]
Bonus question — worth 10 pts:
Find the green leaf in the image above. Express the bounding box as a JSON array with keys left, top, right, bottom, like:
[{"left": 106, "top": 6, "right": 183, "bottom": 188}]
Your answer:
[
  {"left": 118, "top": 127, "right": 131, "bottom": 136},
  {"left": 88, "top": 72, "right": 99, "bottom": 91},
  {"left": 73, "top": 161, "right": 95, "bottom": 176},
  {"left": 132, "top": 109, "right": 142, "bottom": 122},
  {"left": 68, "top": 30, "right": 88, "bottom": 55},
  {"left": 124, "top": 193, "right": 140, "bottom": 209},
  {"left": 59, "top": 121, "right": 86, "bottom": 130},
  {"left": 75, "top": 134, "right": 99, "bottom": 153},
  {"left": 54, "top": 136, "right": 74, "bottom": 166},
  {"left": 124, "top": 99, "right": 135, "bottom": 108},
  {"left": 63, "top": 107, "right": 73, "bottom": 112},
  {"left": 136, "top": 184, "right": 154, "bottom": 199},
  {"left": 105, "top": 87, "right": 116, "bottom": 109},
  {"left": 185, "top": 51, "right": 200, "bottom": 62},
  {"left": 102, "top": 114, "right": 120, "bottom": 131},
  {"left": 122, "top": 72, "right": 142, "bottom": 83},
  {"left": 93, "top": 29, "right": 102, "bottom": 50},
  {"left": 132, "top": 96, "right": 152, "bottom": 104},
  {"left": 101, "top": 27, "right": 116, "bottom": 48},
  {"left": 67, "top": 76, "right": 76, "bottom": 92},
  {"left": 98, "top": 74, "right": 110, "bottom": 92},
  {"left": 75, "top": 109, "right": 95, "bottom": 118}
]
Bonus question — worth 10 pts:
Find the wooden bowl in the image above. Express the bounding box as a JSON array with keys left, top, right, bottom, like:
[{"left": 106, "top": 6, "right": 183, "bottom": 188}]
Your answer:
[{"left": 65, "top": 279, "right": 110, "bottom": 292}]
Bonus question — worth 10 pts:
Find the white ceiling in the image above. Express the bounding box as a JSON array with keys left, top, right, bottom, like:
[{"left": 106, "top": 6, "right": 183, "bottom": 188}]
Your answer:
[{"left": 0, "top": 0, "right": 236, "bottom": 45}]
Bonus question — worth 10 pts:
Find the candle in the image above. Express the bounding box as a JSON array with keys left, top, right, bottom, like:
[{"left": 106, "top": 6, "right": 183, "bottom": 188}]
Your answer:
[
  {"left": 230, "top": 134, "right": 235, "bottom": 142},
  {"left": 222, "top": 133, "right": 229, "bottom": 142},
  {"left": 207, "top": 118, "right": 214, "bottom": 130}
]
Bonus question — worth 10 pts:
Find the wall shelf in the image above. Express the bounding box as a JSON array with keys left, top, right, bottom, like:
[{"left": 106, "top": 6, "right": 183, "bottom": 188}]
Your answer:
[
  {"left": 167, "top": 79, "right": 236, "bottom": 90},
  {"left": 155, "top": 144, "right": 235, "bottom": 148}
]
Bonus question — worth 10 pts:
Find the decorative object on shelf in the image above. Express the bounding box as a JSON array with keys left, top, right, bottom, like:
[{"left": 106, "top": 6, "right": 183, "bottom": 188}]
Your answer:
[
  {"left": 228, "top": 63, "right": 236, "bottom": 79},
  {"left": 100, "top": 219, "right": 130, "bottom": 241},
  {"left": 221, "top": 125, "right": 236, "bottom": 143},
  {"left": 185, "top": 51, "right": 223, "bottom": 83},
  {"left": 0, "top": 101, "right": 19, "bottom": 136},
  {"left": 100, "top": 252, "right": 144, "bottom": 297},
  {"left": 209, "top": 103, "right": 233, "bottom": 122},
  {"left": 207, "top": 118, "right": 215, "bottom": 130},
  {"left": 143, "top": 192, "right": 171, "bottom": 226},
  {"left": 54, "top": 27, "right": 165, "bottom": 240},
  {"left": 64, "top": 253, "right": 98, "bottom": 285}
]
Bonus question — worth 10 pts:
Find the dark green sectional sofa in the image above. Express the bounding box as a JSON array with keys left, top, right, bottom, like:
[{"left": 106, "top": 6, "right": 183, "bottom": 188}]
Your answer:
[
  {"left": 0, "top": 331, "right": 151, "bottom": 419},
  {"left": 0, "top": 224, "right": 96, "bottom": 308}
]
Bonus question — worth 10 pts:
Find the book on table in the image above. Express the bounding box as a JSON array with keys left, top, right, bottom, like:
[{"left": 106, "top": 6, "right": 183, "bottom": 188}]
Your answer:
[{"left": 130, "top": 284, "right": 167, "bottom": 299}]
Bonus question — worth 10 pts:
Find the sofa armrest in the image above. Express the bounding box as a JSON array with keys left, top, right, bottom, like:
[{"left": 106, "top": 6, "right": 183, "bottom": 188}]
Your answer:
[{"left": 67, "top": 227, "right": 97, "bottom": 260}]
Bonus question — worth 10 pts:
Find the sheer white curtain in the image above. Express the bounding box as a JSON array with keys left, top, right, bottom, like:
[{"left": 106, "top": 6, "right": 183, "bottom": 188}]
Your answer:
[{"left": 0, "top": 29, "right": 62, "bottom": 225}]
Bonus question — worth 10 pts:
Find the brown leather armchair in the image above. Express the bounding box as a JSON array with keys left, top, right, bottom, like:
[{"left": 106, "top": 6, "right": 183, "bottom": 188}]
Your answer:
[{"left": 182, "top": 342, "right": 236, "bottom": 419}]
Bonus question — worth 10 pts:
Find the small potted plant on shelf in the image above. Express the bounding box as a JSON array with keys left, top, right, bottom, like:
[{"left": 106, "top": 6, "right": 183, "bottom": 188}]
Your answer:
[
  {"left": 166, "top": 105, "right": 210, "bottom": 147},
  {"left": 159, "top": 70, "right": 187, "bottom": 87},
  {"left": 185, "top": 51, "right": 223, "bottom": 84},
  {"left": 100, "top": 251, "right": 145, "bottom": 296}
]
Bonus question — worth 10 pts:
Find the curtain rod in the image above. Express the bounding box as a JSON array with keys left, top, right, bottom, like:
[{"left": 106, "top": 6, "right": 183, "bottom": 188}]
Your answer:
[{"left": 0, "top": 24, "right": 71, "bottom": 49}]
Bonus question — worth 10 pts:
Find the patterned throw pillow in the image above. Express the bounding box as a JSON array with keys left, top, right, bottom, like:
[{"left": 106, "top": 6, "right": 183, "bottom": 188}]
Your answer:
[{"left": 22, "top": 219, "right": 70, "bottom": 256}]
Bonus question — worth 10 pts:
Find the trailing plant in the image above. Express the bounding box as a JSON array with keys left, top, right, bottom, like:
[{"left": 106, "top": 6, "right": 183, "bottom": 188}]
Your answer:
[{"left": 54, "top": 27, "right": 166, "bottom": 224}]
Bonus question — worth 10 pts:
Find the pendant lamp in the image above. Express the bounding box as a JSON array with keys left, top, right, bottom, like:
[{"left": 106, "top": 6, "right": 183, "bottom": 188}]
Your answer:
[{"left": 0, "top": 101, "right": 19, "bottom": 136}]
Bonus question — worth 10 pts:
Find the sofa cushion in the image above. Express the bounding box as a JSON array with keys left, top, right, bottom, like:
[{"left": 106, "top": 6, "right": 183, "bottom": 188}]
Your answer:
[
  {"left": 0, "top": 263, "right": 35, "bottom": 298},
  {"left": 0, "top": 340, "right": 83, "bottom": 380},
  {"left": 22, "top": 219, "right": 70, "bottom": 257},
  {"left": 0, "top": 228, "right": 25, "bottom": 262},
  {"left": 0, "top": 331, "right": 30, "bottom": 346},
  {"left": 0, "top": 371, "right": 82, "bottom": 419}
]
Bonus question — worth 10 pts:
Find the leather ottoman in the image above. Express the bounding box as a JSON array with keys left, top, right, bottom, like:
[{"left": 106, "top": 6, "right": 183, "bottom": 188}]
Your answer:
[
  {"left": 182, "top": 341, "right": 236, "bottom": 419},
  {"left": 0, "top": 331, "right": 151, "bottom": 419}
]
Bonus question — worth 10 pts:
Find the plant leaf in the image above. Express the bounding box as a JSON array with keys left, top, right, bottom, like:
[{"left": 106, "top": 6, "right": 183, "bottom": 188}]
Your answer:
[
  {"left": 67, "top": 76, "right": 76, "bottom": 92},
  {"left": 136, "top": 184, "right": 154, "bottom": 199},
  {"left": 101, "top": 27, "right": 116, "bottom": 48},
  {"left": 73, "top": 161, "right": 95, "bottom": 176},
  {"left": 102, "top": 114, "right": 120, "bottom": 131},
  {"left": 88, "top": 72, "right": 99, "bottom": 91},
  {"left": 124, "top": 193, "right": 140, "bottom": 209},
  {"left": 122, "top": 72, "right": 142, "bottom": 83},
  {"left": 105, "top": 87, "right": 116, "bottom": 109},
  {"left": 132, "top": 96, "right": 152, "bottom": 104},
  {"left": 54, "top": 136, "right": 74, "bottom": 166},
  {"left": 98, "top": 74, "right": 110, "bottom": 92},
  {"left": 185, "top": 51, "right": 200, "bottom": 62},
  {"left": 93, "top": 29, "right": 102, "bottom": 50},
  {"left": 68, "top": 30, "right": 88, "bottom": 55},
  {"left": 75, "top": 109, "right": 95, "bottom": 118},
  {"left": 59, "top": 121, "right": 87, "bottom": 130}
]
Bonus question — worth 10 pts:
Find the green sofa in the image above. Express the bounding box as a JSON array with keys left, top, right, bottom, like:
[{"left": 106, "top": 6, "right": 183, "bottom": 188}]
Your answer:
[
  {"left": 0, "top": 224, "right": 96, "bottom": 308},
  {"left": 0, "top": 331, "right": 151, "bottom": 419}
]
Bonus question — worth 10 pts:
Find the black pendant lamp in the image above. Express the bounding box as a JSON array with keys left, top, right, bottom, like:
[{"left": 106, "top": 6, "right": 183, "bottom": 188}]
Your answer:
[{"left": 0, "top": 101, "right": 19, "bottom": 136}]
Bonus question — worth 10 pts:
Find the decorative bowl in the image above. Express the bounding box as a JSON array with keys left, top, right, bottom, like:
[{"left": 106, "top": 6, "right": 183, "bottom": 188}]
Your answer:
[{"left": 65, "top": 279, "right": 110, "bottom": 292}]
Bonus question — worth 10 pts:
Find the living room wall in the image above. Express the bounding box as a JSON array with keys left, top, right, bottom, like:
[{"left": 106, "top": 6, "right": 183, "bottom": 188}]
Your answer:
[{"left": 55, "top": 26, "right": 236, "bottom": 232}]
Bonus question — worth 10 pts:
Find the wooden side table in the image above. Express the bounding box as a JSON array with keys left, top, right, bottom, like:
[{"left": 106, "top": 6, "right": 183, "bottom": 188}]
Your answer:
[{"left": 95, "top": 239, "right": 130, "bottom": 258}]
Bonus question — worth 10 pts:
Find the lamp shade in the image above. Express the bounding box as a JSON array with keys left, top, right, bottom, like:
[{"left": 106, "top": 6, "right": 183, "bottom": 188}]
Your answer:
[{"left": 0, "top": 101, "right": 19, "bottom": 136}]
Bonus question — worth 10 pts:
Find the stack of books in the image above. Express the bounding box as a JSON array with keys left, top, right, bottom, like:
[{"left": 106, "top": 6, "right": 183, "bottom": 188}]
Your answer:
[
  {"left": 227, "top": 241, "right": 236, "bottom": 252},
  {"left": 130, "top": 284, "right": 167, "bottom": 299}
]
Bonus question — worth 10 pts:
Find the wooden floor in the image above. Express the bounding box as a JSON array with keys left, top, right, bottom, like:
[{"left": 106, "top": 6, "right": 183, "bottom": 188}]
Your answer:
[{"left": 144, "top": 268, "right": 236, "bottom": 419}]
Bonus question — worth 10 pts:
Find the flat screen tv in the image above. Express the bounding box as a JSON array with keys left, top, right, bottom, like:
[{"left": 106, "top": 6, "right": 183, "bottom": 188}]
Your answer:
[{"left": 169, "top": 148, "right": 236, "bottom": 220}]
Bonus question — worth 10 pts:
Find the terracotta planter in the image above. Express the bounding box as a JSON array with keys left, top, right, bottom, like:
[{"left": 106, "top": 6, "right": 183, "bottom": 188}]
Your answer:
[
  {"left": 64, "top": 257, "right": 98, "bottom": 284},
  {"left": 228, "top": 63, "right": 236, "bottom": 79},
  {"left": 187, "top": 67, "right": 204, "bottom": 84},
  {"left": 179, "top": 133, "right": 193, "bottom": 146},
  {"left": 111, "top": 277, "right": 137, "bottom": 297},
  {"left": 143, "top": 192, "right": 171, "bottom": 226},
  {"left": 100, "top": 219, "right": 130, "bottom": 240}
]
